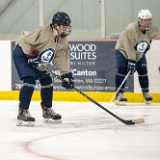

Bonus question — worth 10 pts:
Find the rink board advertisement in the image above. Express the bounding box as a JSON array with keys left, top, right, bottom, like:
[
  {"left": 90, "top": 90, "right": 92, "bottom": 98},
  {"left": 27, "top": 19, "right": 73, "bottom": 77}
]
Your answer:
[{"left": 11, "top": 41, "right": 134, "bottom": 92}]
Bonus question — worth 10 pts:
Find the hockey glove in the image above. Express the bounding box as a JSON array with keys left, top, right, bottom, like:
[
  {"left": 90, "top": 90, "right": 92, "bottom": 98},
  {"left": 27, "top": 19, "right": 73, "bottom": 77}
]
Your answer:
[
  {"left": 127, "top": 59, "right": 136, "bottom": 75},
  {"left": 61, "top": 72, "right": 74, "bottom": 90}
]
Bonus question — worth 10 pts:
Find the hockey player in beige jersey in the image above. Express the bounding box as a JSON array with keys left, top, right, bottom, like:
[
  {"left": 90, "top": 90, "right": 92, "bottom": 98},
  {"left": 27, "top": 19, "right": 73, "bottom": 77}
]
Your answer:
[
  {"left": 115, "top": 9, "right": 158, "bottom": 105},
  {"left": 13, "top": 12, "right": 74, "bottom": 126}
]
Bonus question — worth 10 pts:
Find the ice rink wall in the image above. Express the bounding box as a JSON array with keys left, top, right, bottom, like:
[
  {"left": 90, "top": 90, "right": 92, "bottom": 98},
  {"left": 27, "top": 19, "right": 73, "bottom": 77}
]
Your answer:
[
  {"left": 0, "top": 39, "right": 160, "bottom": 103},
  {"left": 0, "top": 0, "right": 160, "bottom": 102}
]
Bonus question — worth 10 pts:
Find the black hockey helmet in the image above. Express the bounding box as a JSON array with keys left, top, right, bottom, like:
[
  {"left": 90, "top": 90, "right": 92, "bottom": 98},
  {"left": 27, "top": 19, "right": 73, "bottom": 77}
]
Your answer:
[{"left": 52, "top": 12, "right": 71, "bottom": 26}]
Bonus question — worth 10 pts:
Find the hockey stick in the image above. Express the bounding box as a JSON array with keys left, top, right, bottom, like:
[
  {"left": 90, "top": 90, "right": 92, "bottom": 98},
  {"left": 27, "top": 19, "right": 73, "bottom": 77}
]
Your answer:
[
  {"left": 45, "top": 68, "right": 144, "bottom": 125},
  {"left": 107, "top": 71, "right": 131, "bottom": 108}
]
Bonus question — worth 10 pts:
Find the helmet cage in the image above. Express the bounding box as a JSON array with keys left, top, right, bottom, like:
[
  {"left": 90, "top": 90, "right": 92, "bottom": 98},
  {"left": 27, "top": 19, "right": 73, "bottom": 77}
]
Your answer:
[
  {"left": 138, "top": 18, "right": 152, "bottom": 30},
  {"left": 60, "top": 26, "right": 72, "bottom": 38}
]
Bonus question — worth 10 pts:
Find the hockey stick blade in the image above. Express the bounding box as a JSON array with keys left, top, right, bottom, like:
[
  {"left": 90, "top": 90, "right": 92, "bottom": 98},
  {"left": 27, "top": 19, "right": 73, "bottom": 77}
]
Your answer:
[
  {"left": 73, "top": 87, "right": 144, "bottom": 125},
  {"left": 45, "top": 68, "right": 144, "bottom": 125}
]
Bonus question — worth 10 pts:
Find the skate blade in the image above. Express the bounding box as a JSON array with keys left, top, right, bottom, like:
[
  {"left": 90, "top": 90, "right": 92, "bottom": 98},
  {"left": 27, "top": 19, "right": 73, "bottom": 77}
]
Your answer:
[
  {"left": 16, "top": 120, "right": 35, "bottom": 127},
  {"left": 43, "top": 118, "right": 62, "bottom": 123},
  {"left": 145, "top": 100, "right": 151, "bottom": 105},
  {"left": 115, "top": 100, "right": 126, "bottom": 106}
]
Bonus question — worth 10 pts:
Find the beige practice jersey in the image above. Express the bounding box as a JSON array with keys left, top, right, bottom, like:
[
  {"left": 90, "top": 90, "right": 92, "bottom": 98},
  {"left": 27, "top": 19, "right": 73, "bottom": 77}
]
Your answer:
[
  {"left": 16, "top": 25, "right": 70, "bottom": 74},
  {"left": 115, "top": 22, "right": 159, "bottom": 62}
]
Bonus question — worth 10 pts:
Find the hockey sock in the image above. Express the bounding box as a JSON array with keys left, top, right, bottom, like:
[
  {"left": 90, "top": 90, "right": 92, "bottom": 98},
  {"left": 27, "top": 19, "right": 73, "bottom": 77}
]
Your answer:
[
  {"left": 138, "top": 74, "right": 149, "bottom": 92},
  {"left": 137, "top": 68, "right": 149, "bottom": 92},
  {"left": 40, "top": 76, "right": 53, "bottom": 108},
  {"left": 19, "top": 76, "right": 35, "bottom": 110},
  {"left": 116, "top": 67, "right": 127, "bottom": 92}
]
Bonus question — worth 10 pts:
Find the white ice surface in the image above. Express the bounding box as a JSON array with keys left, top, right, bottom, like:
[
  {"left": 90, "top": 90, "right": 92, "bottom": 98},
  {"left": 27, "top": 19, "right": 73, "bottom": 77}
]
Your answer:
[{"left": 0, "top": 100, "right": 160, "bottom": 160}]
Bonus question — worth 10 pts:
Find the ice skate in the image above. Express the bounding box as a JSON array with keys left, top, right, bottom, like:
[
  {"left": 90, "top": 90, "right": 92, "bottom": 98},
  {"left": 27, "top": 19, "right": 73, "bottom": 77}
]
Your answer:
[
  {"left": 115, "top": 92, "right": 127, "bottom": 106},
  {"left": 42, "top": 106, "right": 62, "bottom": 123},
  {"left": 143, "top": 92, "right": 152, "bottom": 105},
  {"left": 17, "top": 108, "right": 35, "bottom": 126}
]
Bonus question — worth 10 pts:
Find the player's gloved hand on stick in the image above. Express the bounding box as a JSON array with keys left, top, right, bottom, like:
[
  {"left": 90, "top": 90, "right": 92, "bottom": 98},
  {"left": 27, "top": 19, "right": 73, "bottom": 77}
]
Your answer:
[
  {"left": 61, "top": 72, "right": 74, "bottom": 89},
  {"left": 128, "top": 59, "right": 136, "bottom": 75}
]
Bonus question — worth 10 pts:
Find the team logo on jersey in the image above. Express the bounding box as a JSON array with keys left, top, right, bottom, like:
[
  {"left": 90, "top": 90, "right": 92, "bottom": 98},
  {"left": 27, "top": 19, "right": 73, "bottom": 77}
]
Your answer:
[
  {"left": 28, "top": 48, "right": 55, "bottom": 66},
  {"left": 39, "top": 48, "right": 55, "bottom": 63},
  {"left": 135, "top": 40, "right": 149, "bottom": 54}
]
